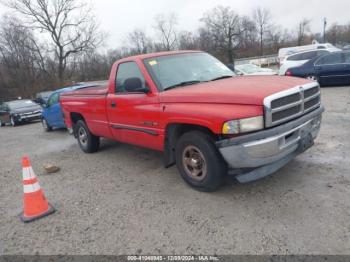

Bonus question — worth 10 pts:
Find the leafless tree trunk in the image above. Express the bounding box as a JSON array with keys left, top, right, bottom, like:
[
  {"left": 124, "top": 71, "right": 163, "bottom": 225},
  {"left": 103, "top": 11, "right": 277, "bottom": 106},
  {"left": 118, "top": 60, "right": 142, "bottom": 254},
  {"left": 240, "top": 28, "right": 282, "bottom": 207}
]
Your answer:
[
  {"left": 178, "top": 31, "right": 199, "bottom": 50},
  {"left": 154, "top": 13, "right": 178, "bottom": 51},
  {"left": 253, "top": 7, "right": 272, "bottom": 56},
  {"left": 5, "top": 0, "right": 104, "bottom": 83},
  {"left": 296, "top": 18, "right": 311, "bottom": 46},
  {"left": 200, "top": 6, "right": 243, "bottom": 63},
  {"left": 127, "top": 29, "right": 151, "bottom": 54}
]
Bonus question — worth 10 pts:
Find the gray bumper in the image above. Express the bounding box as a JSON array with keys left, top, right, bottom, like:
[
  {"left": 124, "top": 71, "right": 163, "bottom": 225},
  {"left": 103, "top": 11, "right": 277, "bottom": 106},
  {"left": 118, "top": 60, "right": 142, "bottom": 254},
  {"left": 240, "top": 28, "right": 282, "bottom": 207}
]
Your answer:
[
  {"left": 17, "top": 112, "right": 42, "bottom": 122},
  {"left": 217, "top": 106, "right": 324, "bottom": 182}
]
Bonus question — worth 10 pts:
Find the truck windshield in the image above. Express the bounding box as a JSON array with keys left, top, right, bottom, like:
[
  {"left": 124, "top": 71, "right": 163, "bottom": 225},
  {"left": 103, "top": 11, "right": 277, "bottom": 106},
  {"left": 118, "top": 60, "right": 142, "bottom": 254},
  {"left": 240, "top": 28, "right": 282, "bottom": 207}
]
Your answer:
[{"left": 144, "top": 53, "right": 235, "bottom": 91}]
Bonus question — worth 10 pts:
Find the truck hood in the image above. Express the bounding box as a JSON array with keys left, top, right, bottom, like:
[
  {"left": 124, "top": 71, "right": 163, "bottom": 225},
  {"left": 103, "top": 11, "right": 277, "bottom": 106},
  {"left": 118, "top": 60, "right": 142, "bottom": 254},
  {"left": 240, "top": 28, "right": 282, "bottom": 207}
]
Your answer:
[{"left": 160, "top": 76, "right": 313, "bottom": 105}]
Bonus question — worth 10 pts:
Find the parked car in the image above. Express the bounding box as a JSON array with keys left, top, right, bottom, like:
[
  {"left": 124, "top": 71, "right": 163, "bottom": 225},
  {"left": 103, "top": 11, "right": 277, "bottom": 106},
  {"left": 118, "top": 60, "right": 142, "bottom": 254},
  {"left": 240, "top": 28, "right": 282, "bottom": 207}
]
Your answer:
[
  {"left": 234, "top": 64, "right": 277, "bottom": 76},
  {"left": 41, "top": 83, "right": 107, "bottom": 131},
  {"left": 60, "top": 51, "right": 324, "bottom": 191},
  {"left": 278, "top": 42, "right": 338, "bottom": 65},
  {"left": 284, "top": 56, "right": 320, "bottom": 80},
  {"left": 34, "top": 91, "right": 53, "bottom": 105},
  {"left": 0, "top": 100, "right": 42, "bottom": 127},
  {"left": 279, "top": 48, "right": 339, "bottom": 75},
  {"left": 286, "top": 50, "right": 350, "bottom": 86}
]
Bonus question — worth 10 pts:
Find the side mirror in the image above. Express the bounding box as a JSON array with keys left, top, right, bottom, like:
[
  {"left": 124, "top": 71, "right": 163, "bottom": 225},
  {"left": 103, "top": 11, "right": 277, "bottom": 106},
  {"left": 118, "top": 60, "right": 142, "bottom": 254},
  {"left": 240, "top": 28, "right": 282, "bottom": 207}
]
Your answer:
[{"left": 139, "top": 86, "right": 150, "bottom": 94}]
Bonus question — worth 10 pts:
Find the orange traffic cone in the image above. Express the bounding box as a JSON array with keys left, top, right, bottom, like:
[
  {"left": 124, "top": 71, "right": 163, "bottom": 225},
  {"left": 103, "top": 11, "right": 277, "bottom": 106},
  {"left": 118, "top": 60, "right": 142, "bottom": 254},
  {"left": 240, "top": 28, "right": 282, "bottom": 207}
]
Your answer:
[{"left": 20, "top": 156, "right": 55, "bottom": 223}]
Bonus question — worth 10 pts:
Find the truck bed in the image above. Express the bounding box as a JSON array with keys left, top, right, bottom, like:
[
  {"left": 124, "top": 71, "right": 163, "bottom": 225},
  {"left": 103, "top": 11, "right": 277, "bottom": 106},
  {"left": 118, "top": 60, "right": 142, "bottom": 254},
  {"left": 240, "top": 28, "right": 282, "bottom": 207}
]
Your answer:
[
  {"left": 62, "top": 82, "right": 109, "bottom": 97},
  {"left": 60, "top": 81, "right": 112, "bottom": 139}
]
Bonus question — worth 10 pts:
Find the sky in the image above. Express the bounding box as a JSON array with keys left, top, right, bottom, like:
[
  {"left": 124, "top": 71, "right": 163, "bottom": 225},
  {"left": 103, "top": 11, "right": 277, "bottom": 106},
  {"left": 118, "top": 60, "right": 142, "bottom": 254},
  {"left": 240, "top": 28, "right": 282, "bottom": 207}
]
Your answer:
[{"left": 1, "top": 0, "right": 350, "bottom": 49}]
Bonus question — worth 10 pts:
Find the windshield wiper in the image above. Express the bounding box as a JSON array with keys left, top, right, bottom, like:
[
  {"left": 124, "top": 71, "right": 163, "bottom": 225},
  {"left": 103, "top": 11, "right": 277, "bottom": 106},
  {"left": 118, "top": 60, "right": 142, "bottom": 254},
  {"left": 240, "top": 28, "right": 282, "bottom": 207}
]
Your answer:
[
  {"left": 209, "top": 75, "right": 233, "bottom": 82},
  {"left": 164, "top": 80, "right": 202, "bottom": 91}
]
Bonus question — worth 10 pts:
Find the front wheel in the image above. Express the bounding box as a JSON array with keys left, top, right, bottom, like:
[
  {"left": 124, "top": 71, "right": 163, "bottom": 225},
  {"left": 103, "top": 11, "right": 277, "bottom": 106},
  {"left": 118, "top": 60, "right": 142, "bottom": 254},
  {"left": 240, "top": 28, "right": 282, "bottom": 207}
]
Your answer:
[
  {"left": 10, "top": 116, "right": 16, "bottom": 127},
  {"left": 175, "top": 131, "right": 227, "bottom": 192},
  {"left": 42, "top": 118, "right": 52, "bottom": 132},
  {"left": 0, "top": 119, "right": 5, "bottom": 127},
  {"left": 75, "top": 120, "right": 100, "bottom": 153}
]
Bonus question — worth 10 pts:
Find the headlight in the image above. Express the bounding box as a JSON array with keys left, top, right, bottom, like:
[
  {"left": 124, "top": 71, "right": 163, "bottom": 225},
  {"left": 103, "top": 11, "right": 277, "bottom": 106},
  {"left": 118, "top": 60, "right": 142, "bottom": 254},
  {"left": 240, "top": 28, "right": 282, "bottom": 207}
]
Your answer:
[{"left": 222, "top": 116, "right": 264, "bottom": 134}]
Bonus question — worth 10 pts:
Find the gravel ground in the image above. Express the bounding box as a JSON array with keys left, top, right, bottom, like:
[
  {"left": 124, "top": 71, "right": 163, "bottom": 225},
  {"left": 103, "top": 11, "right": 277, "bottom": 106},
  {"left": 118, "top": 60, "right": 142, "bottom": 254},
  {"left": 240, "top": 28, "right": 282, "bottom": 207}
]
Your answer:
[{"left": 0, "top": 86, "right": 349, "bottom": 255}]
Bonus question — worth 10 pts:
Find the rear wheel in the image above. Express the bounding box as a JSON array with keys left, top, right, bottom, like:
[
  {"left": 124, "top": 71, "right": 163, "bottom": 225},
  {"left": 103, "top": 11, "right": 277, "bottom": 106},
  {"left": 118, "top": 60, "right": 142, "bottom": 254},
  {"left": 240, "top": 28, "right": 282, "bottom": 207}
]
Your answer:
[
  {"left": 42, "top": 118, "right": 52, "bottom": 132},
  {"left": 75, "top": 120, "right": 100, "bottom": 153},
  {"left": 0, "top": 119, "right": 4, "bottom": 127},
  {"left": 175, "top": 131, "right": 227, "bottom": 192}
]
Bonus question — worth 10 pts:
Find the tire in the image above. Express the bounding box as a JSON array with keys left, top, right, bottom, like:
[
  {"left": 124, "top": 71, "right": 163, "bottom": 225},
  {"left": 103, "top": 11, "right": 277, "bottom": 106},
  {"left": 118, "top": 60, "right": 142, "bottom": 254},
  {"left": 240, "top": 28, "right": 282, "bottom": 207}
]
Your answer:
[
  {"left": 0, "top": 119, "right": 4, "bottom": 127},
  {"left": 175, "top": 131, "right": 227, "bottom": 192},
  {"left": 10, "top": 116, "right": 16, "bottom": 127},
  {"left": 75, "top": 120, "right": 100, "bottom": 153},
  {"left": 42, "top": 118, "right": 52, "bottom": 132}
]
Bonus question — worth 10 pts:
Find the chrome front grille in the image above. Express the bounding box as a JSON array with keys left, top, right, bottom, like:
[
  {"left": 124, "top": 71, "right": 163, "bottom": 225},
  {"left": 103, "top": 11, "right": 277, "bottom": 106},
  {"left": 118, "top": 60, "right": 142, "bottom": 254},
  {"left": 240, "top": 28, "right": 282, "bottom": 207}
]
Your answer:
[{"left": 264, "top": 83, "right": 321, "bottom": 127}]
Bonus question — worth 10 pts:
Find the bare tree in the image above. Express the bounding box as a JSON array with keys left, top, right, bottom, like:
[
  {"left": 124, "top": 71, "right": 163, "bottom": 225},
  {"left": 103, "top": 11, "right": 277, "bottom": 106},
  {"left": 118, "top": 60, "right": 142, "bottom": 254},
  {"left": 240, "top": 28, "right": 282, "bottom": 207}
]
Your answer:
[
  {"left": 154, "top": 13, "right": 178, "bottom": 51},
  {"left": 127, "top": 29, "right": 151, "bottom": 54},
  {"left": 326, "top": 23, "right": 339, "bottom": 45},
  {"left": 0, "top": 16, "right": 52, "bottom": 97},
  {"left": 240, "top": 16, "right": 257, "bottom": 50},
  {"left": 178, "top": 30, "right": 199, "bottom": 50},
  {"left": 326, "top": 22, "right": 350, "bottom": 45},
  {"left": 200, "top": 6, "right": 243, "bottom": 63},
  {"left": 267, "top": 26, "right": 285, "bottom": 50},
  {"left": 253, "top": 7, "right": 272, "bottom": 55},
  {"left": 296, "top": 18, "right": 311, "bottom": 46},
  {"left": 5, "top": 0, "right": 104, "bottom": 83}
]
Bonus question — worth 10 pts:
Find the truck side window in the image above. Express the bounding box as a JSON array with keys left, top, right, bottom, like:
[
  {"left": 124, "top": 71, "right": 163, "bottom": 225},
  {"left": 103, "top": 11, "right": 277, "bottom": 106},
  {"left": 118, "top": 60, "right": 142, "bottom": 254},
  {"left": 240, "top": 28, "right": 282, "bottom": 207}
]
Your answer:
[{"left": 116, "top": 62, "right": 146, "bottom": 93}]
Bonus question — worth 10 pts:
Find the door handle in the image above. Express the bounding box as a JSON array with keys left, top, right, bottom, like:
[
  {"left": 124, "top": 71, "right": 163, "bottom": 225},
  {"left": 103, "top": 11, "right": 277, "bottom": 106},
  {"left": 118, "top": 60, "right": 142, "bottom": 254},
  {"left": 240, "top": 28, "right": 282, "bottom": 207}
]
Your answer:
[{"left": 111, "top": 101, "right": 117, "bottom": 108}]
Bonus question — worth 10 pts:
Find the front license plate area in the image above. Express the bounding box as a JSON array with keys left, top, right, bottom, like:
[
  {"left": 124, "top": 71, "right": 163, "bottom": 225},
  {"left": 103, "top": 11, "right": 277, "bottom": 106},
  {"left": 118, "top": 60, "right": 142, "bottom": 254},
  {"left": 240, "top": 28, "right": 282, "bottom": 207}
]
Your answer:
[{"left": 299, "top": 133, "right": 314, "bottom": 153}]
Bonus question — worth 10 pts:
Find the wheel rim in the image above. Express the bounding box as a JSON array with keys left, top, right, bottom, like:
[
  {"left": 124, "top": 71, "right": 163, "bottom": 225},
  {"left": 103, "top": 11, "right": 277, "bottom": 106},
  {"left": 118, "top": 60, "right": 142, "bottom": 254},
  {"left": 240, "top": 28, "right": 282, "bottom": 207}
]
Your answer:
[
  {"left": 42, "top": 119, "right": 48, "bottom": 129},
  {"left": 182, "top": 145, "right": 207, "bottom": 181},
  {"left": 78, "top": 127, "right": 88, "bottom": 146}
]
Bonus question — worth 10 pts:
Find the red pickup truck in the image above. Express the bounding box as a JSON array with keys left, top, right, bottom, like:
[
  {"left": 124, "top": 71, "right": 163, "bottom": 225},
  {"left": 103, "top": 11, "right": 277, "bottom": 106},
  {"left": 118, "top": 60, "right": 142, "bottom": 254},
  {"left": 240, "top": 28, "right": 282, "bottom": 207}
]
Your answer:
[{"left": 61, "top": 51, "right": 324, "bottom": 191}]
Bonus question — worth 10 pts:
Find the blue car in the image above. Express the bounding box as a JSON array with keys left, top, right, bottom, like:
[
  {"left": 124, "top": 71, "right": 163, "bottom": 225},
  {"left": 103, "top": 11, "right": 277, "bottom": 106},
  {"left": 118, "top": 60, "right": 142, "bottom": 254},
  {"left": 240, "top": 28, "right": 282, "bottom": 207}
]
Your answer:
[
  {"left": 286, "top": 50, "right": 350, "bottom": 87},
  {"left": 41, "top": 84, "right": 90, "bottom": 131}
]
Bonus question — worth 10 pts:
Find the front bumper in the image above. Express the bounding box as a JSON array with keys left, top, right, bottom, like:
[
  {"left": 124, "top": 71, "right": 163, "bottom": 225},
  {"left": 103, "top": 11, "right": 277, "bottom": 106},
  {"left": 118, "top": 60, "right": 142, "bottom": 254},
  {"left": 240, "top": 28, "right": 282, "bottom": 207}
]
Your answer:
[
  {"left": 15, "top": 112, "right": 42, "bottom": 122},
  {"left": 216, "top": 106, "right": 324, "bottom": 183}
]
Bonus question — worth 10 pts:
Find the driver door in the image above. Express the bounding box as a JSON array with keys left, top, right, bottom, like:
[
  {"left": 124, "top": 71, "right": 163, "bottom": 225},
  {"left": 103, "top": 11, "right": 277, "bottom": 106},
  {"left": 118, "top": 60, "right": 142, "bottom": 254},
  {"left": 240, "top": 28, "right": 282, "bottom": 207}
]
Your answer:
[
  {"left": 106, "top": 61, "right": 163, "bottom": 150},
  {"left": 315, "top": 53, "right": 346, "bottom": 85},
  {"left": 45, "top": 93, "right": 61, "bottom": 127}
]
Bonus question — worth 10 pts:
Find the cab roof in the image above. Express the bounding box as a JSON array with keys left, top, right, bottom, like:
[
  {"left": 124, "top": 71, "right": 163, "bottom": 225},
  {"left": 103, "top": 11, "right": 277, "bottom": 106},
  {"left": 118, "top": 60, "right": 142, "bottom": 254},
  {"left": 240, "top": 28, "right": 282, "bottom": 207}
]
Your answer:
[
  {"left": 118, "top": 50, "right": 203, "bottom": 62},
  {"left": 53, "top": 81, "right": 108, "bottom": 95}
]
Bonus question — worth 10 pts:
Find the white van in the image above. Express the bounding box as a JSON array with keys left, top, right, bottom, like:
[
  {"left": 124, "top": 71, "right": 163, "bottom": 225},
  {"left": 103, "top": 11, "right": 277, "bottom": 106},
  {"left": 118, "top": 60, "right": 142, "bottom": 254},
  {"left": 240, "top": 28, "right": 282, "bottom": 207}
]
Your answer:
[{"left": 278, "top": 42, "right": 339, "bottom": 65}]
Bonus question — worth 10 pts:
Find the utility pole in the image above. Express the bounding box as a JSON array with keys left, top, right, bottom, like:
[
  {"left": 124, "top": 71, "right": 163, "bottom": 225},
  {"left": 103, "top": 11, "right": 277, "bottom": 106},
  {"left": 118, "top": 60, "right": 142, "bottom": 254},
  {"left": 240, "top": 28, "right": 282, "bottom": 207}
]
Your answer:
[{"left": 323, "top": 18, "right": 327, "bottom": 43}]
